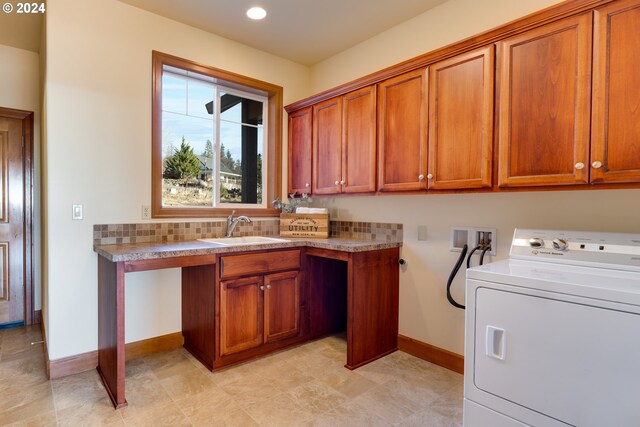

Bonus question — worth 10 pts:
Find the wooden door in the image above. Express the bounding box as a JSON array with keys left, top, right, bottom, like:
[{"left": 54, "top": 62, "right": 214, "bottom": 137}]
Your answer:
[
  {"left": 219, "top": 275, "right": 263, "bottom": 356},
  {"left": 288, "top": 107, "right": 312, "bottom": 195},
  {"left": 342, "top": 86, "right": 377, "bottom": 193},
  {"left": 377, "top": 68, "right": 428, "bottom": 191},
  {"left": 313, "top": 97, "right": 342, "bottom": 194},
  {"left": 428, "top": 46, "right": 494, "bottom": 190},
  {"left": 591, "top": 0, "right": 640, "bottom": 183},
  {"left": 264, "top": 270, "right": 300, "bottom": 342},
  {"left": 497, "top": 14, "right": 592, "bottom": 187},
  {"left": 0, "top": 117, "right": 25, "bottom": 325}
]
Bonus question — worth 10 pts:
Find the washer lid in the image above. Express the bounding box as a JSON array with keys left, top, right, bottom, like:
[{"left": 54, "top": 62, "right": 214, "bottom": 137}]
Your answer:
[{"left": 468, "top": 259, "right": 640, "bottom": 306}]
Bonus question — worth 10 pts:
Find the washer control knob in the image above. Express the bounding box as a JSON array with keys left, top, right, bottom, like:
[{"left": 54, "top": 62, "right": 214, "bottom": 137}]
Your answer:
[
  {"left": 552, "top": 238, "right": 569, "bottom": 251},
  {"left": 529, "top": 238, "right": 544, "bottom": 248}
]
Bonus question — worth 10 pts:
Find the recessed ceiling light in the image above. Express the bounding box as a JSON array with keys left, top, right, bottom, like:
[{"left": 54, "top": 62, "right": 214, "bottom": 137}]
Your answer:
[{"left": 247, "top": 7, "right": 267, "bottom": 20}]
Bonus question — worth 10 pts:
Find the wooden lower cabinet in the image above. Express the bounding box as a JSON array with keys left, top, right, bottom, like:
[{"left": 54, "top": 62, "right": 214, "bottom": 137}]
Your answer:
[
  {"left": 264, "top": 271, "right": 300, "bottom": 342},
  {"left": 183, "top": 247, "right": 399, "bottom": 372},
  {"left": 219, "top": 275, "right": 264, "bottom": 356},
  {"left": 304, "top": 247, "right": 400, "bottom": 369},
  {"left": 219, "top": 270, "right": 301, "bottom": 358}
]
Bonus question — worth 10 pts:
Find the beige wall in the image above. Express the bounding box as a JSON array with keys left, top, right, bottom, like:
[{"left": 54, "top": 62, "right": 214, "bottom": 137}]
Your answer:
[
  {"left": 44, "top": 0, "right": 310, "bottom": 360},
  {"left": 39, "top": 15, "right": 48, "bottom": 347},
  {"left": 309, "top": 0, "right": 640, "bottom": 355},
  {"left": 311, "top": 0, "right": 564, "bottom": 92},
  {"left": 0, "top": 44, "right": 42, "bottom": 315}
]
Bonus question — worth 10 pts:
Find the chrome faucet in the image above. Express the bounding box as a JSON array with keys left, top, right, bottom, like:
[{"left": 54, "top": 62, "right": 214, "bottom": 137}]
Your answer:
[{"left": 226, "top": 210, "right": 252, "bottom": 237}]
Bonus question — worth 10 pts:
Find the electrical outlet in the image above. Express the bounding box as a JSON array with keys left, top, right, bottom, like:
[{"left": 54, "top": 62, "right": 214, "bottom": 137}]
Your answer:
[{"left": 141, "top": 205, "right": 151, "bottom": 219}]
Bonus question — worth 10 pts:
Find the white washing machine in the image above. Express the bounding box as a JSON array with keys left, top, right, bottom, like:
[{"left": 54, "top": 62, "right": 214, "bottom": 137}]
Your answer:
[{"left": 463, "top": 228, "right": 640, "bottom": 427}]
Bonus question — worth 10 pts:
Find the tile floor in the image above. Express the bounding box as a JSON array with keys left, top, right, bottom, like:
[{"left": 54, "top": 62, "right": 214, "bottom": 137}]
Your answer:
[{"left": 0, "top": 325, "right": 463, "bottom": 426}]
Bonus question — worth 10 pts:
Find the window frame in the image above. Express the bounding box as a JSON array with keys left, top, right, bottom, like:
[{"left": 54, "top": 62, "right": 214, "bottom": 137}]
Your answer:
[{"left": 151, "top": 50, "right": 282, "bottom": 218}]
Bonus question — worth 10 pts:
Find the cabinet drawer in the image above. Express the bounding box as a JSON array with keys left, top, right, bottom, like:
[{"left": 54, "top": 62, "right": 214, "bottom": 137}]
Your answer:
[{"left": 220, "top": 250, "right": 301, "bottom": 279}]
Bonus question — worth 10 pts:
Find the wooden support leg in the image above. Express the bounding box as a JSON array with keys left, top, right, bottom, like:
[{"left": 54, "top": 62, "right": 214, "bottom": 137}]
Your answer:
[
  {"left": 346, "top": 248, "right": 400, "bottom": 369},
  {"left": 97, "top": 255, "right": 127, "bottom": 409}
]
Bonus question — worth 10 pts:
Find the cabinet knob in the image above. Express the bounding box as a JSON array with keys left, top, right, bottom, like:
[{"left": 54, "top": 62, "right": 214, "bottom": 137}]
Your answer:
[
  {"left": 427, "top": 173, "right": 433, "bottom": 180},
  {"left": 266, "top": 285, "right": 271, "bottom": 290},
  {"left": 592, "top": 161, "right": 603, "bottom": 169},
  {"left": 418, "top": 174, "right": 425, "bottom": 181},
  {"left": 340, "top": 180, "right": 345, "bottom": 185},
  {"left": 335, "top": 180, "right": 340, "bottom": 185},
  {"left": 305, "top": 183, "right": 310, "bottom": 187},
  {"left": 575, "top": 162, "right": 585, "bottom": 170},
  {"left": 260, "top": 285, "right": 264, "bottom": 291}
]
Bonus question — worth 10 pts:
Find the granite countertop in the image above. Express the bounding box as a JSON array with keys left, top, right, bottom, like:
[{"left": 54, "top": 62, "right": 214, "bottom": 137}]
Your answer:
[{"left": 94, "top": 237, "right": 402, "bottom": 262}]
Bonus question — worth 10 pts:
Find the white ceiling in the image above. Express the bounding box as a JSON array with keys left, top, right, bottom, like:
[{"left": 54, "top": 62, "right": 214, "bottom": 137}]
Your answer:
[
  {"left": 0, "top": 11, "right": 42, "bottom": 52},
  {"left": 118, "top": 0, "right": 448, "bottom": 66},
  {"left": 0, "top": 1, "right": 448, "bottom": 62}
]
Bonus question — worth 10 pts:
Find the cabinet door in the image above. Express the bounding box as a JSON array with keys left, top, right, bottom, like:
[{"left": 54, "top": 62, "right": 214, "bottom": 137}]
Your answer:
[
  {"left": 264, "top": 271, "right": 300, "bottom": 342},
  {"left": 498, "top": 14, "right": 592, "bottom": 187},
  {"left": 313, "top": 97, "right": 343, "bottom": 194},
  {"left": 377, "top": 69, "right": 428, "bottom": 191},
  {"left": 342, "top": 86, "right": 377, "bottom": 193},
  {"left": 219, "top": 276, "right": 263, "bottom": 356},
  {"left": 591, "top": 0, "right": 640, "bottom": 183},
  {"left": 428, "top": 46, "right": 494, "bottom": 190},
  {"left": 288, "top": 107, "right": 312, "bottom": 195}
]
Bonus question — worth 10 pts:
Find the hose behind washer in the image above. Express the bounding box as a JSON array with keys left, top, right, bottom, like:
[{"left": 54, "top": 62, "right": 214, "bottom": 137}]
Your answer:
[
  {"left": 446, "top": 244, "right": 468, "bottom": 310},
  {"left": 479, "top": 245, "right": 491, "bottom": 265},
  {"left": 466, "top": 244, "right": 483, "bottom": 269}
]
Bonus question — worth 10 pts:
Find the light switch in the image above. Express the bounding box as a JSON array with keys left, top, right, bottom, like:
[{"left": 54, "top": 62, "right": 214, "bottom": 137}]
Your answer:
[
  {"left": 72, "top": 204, "right": 83, "bottom": 220},
  {"left": 418, "top": 225, "right": 428, "bottom": 241}
]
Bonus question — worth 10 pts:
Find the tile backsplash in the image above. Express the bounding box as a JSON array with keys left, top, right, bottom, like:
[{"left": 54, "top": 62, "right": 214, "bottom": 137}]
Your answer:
[{"left": 93, "top": 218, "right": 402, "bottom": 245}]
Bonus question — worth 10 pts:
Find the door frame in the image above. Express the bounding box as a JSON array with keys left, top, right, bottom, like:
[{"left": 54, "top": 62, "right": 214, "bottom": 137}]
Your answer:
[{"left": 0, "top": 107, "right": 35, "bottom": 325}]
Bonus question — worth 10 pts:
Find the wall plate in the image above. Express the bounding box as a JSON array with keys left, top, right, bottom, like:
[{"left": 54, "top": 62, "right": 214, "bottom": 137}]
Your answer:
[
  {"left": 72, "top": 204, "right": 83, "bottom": 220},
  {"left": 450, "top": 226, "right": 497, "bottom": 256}
]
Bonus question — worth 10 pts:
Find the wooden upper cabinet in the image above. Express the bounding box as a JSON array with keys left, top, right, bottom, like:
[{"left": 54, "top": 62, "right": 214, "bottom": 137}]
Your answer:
[
  {"left": 498, "top": 14, "right": 592, "bottom": 187},
  {"left": 313, "top": 98, "right": 343, "bottom": 194},
  {"left": 342, "top": 86, "right": 377, "bottom": 193},
  {"left": 311, "top": 86, "right": 377, "bottom": 195},
  {"left": 264, "top": 271, "right": 300, "bottom": 343},
  {"left": 427, "top": 46, "right": 495, "bottom": 190},
  {"left": 591, "top": 0, "right": 640, "bottom": 183},
  {"left": 378, "top": 69, "right": 428, "bottom": 191},
  {"left": 288, "top": 107, "right": 312, "bottom": 195}
]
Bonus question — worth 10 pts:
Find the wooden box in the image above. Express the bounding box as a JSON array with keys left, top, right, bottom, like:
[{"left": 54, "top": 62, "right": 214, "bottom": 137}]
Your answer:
[{"left": 279, "top": 213, "right": 329, "bottom": 238}]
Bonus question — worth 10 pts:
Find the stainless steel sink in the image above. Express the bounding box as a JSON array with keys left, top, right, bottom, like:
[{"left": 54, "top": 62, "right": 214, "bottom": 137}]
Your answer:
[{"left": 198, "top": 236, "right": 291, "bottom": 246}]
